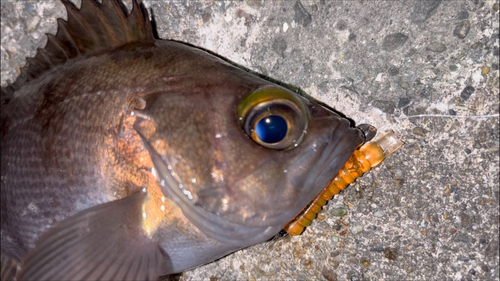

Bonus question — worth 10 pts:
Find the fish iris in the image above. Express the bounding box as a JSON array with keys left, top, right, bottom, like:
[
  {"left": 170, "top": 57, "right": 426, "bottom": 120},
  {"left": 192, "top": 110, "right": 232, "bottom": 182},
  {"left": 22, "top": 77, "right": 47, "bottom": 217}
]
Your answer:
[{"left": 255, "top": 115, "right": 288, "bottom": 143}]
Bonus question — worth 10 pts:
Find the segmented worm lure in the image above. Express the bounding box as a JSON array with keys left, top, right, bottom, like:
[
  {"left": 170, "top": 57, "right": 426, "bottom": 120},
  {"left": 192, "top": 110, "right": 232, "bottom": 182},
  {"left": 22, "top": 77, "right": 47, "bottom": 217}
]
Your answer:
[{"left": 284, "top": 131, "right": 404, "bottom": 236}]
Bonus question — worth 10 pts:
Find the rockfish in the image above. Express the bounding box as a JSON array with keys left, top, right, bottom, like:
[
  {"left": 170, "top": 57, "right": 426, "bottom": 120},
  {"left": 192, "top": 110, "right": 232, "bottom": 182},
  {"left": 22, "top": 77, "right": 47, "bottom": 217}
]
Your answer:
[{"left": 1, "top": 0, "right": 373, "bottom": 280}]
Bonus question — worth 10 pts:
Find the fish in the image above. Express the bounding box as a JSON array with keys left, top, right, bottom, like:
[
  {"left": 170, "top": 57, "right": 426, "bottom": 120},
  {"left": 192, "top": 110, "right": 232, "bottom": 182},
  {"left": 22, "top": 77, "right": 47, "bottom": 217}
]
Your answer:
[{"left": 0, "top": 0, "right": 375, "bottom": 280}]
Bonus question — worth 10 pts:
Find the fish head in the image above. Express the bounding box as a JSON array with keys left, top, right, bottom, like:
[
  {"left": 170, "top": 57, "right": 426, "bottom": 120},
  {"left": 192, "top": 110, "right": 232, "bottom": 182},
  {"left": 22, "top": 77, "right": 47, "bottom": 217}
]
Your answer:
[{"left": 133, "top": 41, "right": 365, "bottom": 247}]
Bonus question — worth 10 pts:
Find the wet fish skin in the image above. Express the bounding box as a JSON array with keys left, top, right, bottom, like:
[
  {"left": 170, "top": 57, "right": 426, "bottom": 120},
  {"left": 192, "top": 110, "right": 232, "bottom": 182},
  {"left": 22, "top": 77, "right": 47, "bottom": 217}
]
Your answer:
[{"left": 1, "top": 0, "right": 367, "bottom": 279}]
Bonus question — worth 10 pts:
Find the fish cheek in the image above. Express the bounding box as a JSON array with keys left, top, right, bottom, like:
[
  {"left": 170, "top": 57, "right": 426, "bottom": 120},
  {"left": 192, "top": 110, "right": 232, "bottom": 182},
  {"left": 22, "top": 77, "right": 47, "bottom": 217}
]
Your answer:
[
  {"left": 230, "top": 161, "right": 293, "bottom": 220},
  {"left": 194, "top": 134, "right": 300, "bottom": 225}
]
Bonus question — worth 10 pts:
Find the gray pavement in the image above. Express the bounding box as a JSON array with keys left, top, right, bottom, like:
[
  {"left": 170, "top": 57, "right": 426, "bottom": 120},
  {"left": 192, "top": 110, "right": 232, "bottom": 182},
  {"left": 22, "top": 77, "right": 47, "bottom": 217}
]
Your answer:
[{"left": 1, "top": 0, "right": 499, "bottom": 280}]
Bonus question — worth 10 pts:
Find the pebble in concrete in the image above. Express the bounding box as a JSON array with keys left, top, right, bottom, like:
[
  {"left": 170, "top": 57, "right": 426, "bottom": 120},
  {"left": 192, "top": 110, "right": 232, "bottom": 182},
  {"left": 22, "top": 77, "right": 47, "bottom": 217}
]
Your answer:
[
  {"left": 426, "top": 42, "right": 447, "bottom": 53},
  {"left": 382, "top": 33, "right": 409, "bottom": 51},
  {"left": 460, "top": 85, "right": 475, "bottom": 100},
  {"left": 454, "top": 20, "right": 471, "bottom": 39}
]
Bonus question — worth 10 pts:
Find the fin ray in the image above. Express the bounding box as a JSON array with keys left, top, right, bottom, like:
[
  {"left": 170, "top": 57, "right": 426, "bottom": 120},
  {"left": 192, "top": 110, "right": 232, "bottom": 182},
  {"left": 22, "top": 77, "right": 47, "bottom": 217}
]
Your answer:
[
  {"left": 0, "top": 256, "right": 19, "bottom": 281},
  {"left": 17, "top": 192, "right": 163, "bottom": 281}
]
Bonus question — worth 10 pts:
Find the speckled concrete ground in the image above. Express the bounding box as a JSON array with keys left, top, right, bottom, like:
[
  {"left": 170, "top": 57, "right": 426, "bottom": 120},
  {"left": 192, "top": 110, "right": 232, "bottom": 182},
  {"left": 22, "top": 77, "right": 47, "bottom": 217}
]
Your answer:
[{"left": 1, "top": 0, "right": 499, "bottom": 280}]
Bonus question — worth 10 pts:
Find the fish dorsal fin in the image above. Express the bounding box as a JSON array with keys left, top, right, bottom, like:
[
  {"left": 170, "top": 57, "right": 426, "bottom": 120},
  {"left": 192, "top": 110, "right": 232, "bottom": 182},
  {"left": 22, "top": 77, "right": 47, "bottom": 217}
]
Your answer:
[{"left": 2, "top": 0, "right": 154, "bottom": 101}]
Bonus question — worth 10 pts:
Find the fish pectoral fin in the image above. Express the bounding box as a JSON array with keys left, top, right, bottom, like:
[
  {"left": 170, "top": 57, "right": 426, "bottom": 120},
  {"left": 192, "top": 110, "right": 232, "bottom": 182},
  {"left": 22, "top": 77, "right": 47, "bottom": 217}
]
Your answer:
[{"left": 17, "top": 192, "right": 163, "bottom": 281}]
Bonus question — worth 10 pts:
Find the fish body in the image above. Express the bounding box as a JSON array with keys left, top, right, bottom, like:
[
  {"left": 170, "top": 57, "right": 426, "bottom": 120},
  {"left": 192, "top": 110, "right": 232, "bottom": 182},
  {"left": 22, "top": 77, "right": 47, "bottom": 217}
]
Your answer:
[{"left": 1, "top": 1, "right": 369, "bottom": 279}]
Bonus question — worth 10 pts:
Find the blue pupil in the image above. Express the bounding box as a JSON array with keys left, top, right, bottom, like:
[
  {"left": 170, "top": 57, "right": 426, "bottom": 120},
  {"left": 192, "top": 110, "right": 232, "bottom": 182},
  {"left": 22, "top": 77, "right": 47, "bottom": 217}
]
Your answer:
[{"left": 255, "top": 115, "right": 288, "bottom": 143}]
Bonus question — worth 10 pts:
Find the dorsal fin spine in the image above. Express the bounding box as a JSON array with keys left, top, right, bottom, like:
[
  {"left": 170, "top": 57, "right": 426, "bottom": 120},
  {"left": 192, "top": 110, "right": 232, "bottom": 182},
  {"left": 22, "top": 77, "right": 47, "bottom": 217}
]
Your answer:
[
  {"left": 81, "top": 0, "right": 119, "bottom": 46},
  {"left": 63, "top": 0, "right": 102, "bottom": 51},
  {"left": 56, "top": 18, "right": 81, "bottom": 57},
  {"left": 45, "top": 34, "right": 68, "bottom": 61}
]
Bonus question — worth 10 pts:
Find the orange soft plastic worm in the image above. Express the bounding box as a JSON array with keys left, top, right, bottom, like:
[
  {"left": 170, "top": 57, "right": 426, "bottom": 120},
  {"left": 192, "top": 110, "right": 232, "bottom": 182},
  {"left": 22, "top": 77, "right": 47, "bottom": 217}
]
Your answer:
[{"left": 284, "top": 130, "right": 404, "bottom": 236}]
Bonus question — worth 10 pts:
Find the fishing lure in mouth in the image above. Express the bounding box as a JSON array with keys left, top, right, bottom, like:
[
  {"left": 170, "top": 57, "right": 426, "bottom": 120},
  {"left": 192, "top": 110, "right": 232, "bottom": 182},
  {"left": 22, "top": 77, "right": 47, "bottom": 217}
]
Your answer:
[{"left": 284, "top": 130, "right": 404, "bottom": 236}]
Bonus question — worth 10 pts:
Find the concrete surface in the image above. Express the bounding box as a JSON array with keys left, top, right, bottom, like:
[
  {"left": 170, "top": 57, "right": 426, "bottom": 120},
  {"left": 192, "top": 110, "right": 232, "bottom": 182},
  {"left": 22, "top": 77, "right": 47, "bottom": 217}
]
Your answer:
[{"left": 1, "top": 0, "right": 499, "bottom": 280}]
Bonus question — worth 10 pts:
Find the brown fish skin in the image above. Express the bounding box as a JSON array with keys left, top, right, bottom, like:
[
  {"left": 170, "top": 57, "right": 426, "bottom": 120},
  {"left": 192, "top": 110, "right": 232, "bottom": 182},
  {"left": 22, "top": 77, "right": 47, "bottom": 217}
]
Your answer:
[{"left": 1, "top": 0, "right": 367, "bottom": 279}]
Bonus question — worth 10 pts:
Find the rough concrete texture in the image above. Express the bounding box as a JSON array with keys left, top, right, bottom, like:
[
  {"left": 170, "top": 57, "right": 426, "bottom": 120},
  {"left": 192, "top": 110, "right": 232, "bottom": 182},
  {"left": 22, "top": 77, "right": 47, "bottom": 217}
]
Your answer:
[{"left": 1, "top": 0, "right": 499, "bottom": 280}]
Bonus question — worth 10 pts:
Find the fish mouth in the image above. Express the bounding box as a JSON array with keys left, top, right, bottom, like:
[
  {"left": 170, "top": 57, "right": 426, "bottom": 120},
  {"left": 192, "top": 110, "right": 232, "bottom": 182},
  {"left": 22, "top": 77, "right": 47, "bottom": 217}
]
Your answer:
[
  {"left": 137, "top": 133, "right": 281, "bottom": 247},
  {"left": 281, "top": 117, "right": 363, "bottom": 223}
]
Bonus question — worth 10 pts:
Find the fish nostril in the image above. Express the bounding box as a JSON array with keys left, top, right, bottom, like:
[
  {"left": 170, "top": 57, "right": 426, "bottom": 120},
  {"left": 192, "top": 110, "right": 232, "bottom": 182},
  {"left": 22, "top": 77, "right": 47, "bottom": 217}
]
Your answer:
[{"left": 357, "top": 124, "right": 377, "bottom": 143}]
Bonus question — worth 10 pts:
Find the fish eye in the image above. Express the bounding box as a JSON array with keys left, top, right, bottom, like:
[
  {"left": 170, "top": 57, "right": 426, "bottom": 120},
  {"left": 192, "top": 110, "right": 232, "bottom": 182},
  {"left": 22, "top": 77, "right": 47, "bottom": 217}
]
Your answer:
[
  {"left": 237, "top": 86, "right": 309, "bottom": 149},
  {"left": 255, "top": 115, "right": 288, "bottom": 143}
]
